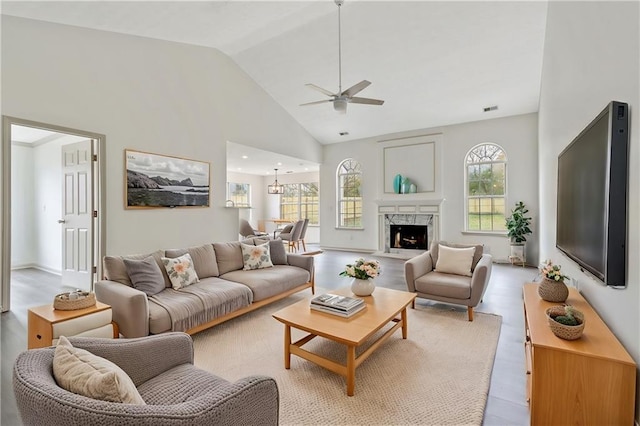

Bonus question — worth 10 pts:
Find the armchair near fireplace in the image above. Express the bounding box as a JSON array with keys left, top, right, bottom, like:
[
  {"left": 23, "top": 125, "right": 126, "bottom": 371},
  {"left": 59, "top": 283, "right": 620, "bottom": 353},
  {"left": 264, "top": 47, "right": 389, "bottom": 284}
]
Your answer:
[{"left": 404, "top": 241, "right": 492, "bottom": 321}]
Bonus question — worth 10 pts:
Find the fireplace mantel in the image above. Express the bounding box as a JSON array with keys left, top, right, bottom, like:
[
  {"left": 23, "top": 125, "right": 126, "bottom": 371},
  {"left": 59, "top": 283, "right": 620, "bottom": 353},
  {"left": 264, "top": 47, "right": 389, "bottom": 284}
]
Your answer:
[{"left": 374, "top": 198, "right": 444, "bottom": 207}]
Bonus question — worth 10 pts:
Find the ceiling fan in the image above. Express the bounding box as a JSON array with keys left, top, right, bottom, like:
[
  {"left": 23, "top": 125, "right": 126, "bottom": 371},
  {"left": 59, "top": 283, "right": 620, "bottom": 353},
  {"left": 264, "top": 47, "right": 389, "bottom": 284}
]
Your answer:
[{"left": 300, "top": 0, "right": 384, "bottom": 114}]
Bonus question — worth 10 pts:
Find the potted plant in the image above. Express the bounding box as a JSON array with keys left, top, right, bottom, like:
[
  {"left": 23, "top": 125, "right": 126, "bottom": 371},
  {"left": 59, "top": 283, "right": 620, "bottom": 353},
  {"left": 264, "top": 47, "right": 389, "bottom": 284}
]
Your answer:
[
  {"left": 505, "top": 201, "right": 532, "bottom": 265},
  {"left": 538, "top": 260, "right": 570, "bottom": 302},
  {"left": 546, "top": 305, "right": 585, "bottom": 340}
]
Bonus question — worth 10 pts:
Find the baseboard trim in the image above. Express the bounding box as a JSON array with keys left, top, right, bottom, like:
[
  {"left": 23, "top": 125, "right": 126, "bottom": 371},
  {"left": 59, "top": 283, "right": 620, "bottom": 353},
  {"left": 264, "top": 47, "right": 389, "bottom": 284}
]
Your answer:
[
  {"left": 319, "top": 246, "right": 376, "bottom": 253},
  {"left": 15, "top": 264, "right": 62, "bottom": 276}
]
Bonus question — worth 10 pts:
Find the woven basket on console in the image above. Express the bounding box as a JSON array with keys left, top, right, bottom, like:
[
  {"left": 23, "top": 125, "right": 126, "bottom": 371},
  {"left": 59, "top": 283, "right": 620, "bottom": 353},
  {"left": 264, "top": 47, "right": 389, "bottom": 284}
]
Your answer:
[
  {"left": 538, "top": 278, "right": 569, "bottom": 302},
  {"left": 53, "top": 291, "right": 96, "bottom": 311},
  {"left": 546, "top": 306, "right": 585, "bottom": 340}
]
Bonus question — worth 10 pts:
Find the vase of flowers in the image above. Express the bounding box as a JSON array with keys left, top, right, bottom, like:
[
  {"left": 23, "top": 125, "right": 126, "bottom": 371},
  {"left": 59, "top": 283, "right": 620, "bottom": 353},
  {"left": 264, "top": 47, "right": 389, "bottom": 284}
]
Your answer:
[
  {"left": 538, "top": 260, "right": 570, "bottom": 302},
  {"left": 339, "top": 258, "right": 381, "bottom": 296}
]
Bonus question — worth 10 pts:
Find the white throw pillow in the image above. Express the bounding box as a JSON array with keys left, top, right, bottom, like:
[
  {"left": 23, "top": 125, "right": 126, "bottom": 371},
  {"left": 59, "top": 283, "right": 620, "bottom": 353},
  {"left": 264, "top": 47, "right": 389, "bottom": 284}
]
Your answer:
[
  {"left": 52, "top": 336, "right": 145, "bottom": 404},
  {"left": 434, "top": 244, "right": 476, "bottom": 277},
  {"left": 161, "top": 253, "right": 199, "bottom": 289},
  {"left": 241, "top": 242, "right": 274, "bottom": 270}
]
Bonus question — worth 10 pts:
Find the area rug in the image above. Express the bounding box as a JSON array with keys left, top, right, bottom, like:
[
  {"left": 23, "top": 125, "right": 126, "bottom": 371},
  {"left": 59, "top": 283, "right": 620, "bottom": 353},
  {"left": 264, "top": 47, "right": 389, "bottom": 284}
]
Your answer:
[{"left": 192, "top": 292, "right": 502, "bottom": 425}]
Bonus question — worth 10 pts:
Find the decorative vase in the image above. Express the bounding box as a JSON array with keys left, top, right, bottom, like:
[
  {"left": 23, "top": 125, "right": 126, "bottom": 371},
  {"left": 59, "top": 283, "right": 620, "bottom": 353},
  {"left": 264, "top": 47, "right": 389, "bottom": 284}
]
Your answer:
[
  {"left": 409, "top": 183, "right": 417, "bottom": 193},
  {"left": 401, "top": 177, "right": 411, "bottom": 194},
  {"left": 351, "top": 278, "right": 375, "bottom": 297},
  {"left": 393, "top": 174, "right": 402, "bottom": 194},
  {"left": 538, "top": 278, "right": 569, "bottom": 302}
]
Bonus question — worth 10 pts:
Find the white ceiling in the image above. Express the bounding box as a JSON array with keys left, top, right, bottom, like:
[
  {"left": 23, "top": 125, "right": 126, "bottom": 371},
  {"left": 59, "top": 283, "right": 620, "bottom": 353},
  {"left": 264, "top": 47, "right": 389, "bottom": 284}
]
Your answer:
[
  {"left": 2, "top": 1, "right": 548, "bottom": 146},
  {"left": 227, "top": 141, "right": 320, "bottom": 175}
]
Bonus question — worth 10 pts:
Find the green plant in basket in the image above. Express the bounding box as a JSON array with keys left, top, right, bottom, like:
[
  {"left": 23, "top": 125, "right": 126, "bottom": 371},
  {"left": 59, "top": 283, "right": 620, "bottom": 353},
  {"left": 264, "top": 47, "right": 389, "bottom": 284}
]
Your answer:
[{"left": 552, "top": 305, "right": 582, "bottom": 326}]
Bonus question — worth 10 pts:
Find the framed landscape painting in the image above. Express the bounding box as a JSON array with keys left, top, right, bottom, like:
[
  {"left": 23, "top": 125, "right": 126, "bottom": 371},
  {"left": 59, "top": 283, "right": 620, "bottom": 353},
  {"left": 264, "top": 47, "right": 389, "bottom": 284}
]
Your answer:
[{"left": 125, "top": 149, "right": 210, "bottom": 208}]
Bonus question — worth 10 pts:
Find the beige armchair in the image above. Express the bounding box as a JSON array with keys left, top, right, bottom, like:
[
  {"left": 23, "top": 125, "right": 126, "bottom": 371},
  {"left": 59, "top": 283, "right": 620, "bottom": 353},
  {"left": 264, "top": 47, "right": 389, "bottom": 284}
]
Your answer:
[{"left": 404, "top": 241, "right": 492, "bottom": 321}]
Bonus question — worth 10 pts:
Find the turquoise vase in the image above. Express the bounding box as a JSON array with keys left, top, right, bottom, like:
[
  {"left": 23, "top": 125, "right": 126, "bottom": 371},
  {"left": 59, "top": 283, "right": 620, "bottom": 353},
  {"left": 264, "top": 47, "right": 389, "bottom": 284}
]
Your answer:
[{"left": 393, "top": 174, "right": 402, "bottom": 194}]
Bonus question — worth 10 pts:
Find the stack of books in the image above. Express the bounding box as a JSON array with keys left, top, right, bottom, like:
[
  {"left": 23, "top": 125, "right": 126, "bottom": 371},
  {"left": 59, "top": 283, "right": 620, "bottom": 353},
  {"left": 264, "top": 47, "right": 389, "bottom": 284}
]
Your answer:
[{"left": 310, "top": 293, "right": 366, "bottom": 317}]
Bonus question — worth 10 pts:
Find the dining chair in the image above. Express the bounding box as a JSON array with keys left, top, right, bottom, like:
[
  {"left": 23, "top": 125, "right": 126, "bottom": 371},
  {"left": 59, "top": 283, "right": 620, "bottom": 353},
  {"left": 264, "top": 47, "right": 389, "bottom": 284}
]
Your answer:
[
  {"left": 296, "top": 218, "right": 310, "bottom": 252},
  {"left": 278, "top": 219, "right": 304, "bottom": 252}
]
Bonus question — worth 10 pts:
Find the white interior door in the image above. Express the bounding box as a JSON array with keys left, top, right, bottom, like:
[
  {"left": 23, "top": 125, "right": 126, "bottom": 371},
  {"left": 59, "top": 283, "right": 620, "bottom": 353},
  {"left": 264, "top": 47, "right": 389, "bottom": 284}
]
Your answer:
[{"left": 61, "top": 140, "right": 93, "bottom": 290}]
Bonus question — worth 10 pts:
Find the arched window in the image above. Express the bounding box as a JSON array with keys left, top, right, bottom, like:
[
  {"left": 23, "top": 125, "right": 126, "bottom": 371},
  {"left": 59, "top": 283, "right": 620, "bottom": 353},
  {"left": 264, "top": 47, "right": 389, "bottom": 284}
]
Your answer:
[
  {"left": 336, "top": 159, "right": 362, "bottom": 228},
  {"left": 465, "top": 143, "right": 507, "bottom": 232}
]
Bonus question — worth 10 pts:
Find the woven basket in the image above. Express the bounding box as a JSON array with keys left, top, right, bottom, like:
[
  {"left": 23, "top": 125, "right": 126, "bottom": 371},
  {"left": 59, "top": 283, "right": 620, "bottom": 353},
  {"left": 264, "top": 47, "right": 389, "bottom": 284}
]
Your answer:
[
  {"left": 546, "top": 306, "right": 585, "bottom": 340},
  {"left": 53, "top": 291, "right": 96, "bottom": 311},
  {"left": 538, "top": 278, "right": 569, "bottom": 302}
]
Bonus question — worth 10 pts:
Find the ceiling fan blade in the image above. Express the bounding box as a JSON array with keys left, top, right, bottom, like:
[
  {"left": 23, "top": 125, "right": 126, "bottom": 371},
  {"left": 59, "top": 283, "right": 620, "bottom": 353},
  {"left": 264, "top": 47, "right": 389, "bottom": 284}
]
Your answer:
[
  {"left": 305, "top": 83, "right": 336, "bottom": 97},
  {"left": 300, "top": 99, "right": 333, "bottom": 106},
  {"left": 342, "top": 80, "right": 371, "bottom": 97},
  {"left": 350, "top": 97, "right": 385, "bottom": 106}
]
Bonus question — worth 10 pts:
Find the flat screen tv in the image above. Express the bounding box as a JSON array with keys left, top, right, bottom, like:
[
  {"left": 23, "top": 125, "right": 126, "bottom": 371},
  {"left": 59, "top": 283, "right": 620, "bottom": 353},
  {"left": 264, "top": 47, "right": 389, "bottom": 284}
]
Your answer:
[{"left": 556, "top": 101, "right": 629, "bottom": 287}]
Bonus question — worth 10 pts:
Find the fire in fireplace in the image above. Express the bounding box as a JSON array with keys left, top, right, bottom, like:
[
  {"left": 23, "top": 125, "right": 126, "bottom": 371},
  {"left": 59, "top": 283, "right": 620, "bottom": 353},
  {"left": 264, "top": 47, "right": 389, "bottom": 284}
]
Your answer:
[{"left": 389, "top": 225, "right": 428, "bottom": 250}]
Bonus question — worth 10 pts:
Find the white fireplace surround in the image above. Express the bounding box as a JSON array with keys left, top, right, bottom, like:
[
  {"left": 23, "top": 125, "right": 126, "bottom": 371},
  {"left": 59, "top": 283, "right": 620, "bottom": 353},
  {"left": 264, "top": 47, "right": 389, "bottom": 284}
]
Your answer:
[{"left": 375, "top": 198, "right": 443, "bottom": 256}]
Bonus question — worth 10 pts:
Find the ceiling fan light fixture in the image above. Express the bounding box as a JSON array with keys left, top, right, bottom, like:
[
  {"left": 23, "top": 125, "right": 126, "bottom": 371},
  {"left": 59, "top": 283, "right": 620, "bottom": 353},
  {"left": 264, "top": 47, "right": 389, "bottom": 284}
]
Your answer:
[
  {"left": 267, "top": 168, "right": 284, "bottom": 194},
  {"left": 334, "top": 98, "right": 348, "bottom": 113}
]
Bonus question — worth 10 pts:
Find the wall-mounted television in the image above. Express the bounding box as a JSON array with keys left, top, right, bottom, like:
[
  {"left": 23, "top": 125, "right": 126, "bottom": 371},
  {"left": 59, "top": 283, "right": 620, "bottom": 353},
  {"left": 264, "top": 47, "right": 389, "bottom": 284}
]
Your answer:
[{"left": 556, "top": 101, "right": 629, "bottom": 287}]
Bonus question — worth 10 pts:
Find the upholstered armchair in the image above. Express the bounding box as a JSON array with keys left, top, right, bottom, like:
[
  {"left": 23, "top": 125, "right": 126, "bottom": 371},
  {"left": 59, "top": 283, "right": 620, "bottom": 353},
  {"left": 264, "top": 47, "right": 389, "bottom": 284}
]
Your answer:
[
  {"left": 13, "top": 333, "right": 279, "bottom": 425},
  {"left": 404, "top": 241, "right": 492, "bottom": 321},
  {"left": 239, "top": 219, "right": 269, "bottom": 239}
]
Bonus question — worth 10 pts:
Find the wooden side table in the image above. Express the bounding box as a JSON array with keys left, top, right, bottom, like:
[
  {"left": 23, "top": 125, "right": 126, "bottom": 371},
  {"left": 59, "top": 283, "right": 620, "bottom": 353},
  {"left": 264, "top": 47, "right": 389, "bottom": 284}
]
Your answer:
[{"left": 28, "top": 301, "right": 119, "bottom": 349}]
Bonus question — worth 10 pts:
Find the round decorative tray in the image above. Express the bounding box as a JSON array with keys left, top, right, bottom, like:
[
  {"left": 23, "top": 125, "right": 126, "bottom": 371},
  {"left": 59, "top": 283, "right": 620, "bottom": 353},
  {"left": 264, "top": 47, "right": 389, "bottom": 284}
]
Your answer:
[
  {"left": 53, "top": 291, "right": 96, "bottom": 311},
  {"left": 546, "top": 306, "right": 585, "bottom": 340}
]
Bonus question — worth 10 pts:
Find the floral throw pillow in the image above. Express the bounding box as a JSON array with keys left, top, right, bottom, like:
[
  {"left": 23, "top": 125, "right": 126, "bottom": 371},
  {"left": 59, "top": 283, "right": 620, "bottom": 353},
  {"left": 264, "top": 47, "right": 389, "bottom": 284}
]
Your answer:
[
  {"left": 241, "top": 242, "right": 274, "bottom": 271},
  {"left": 161, "top": 253, "right": 199, "bottom": 289}
]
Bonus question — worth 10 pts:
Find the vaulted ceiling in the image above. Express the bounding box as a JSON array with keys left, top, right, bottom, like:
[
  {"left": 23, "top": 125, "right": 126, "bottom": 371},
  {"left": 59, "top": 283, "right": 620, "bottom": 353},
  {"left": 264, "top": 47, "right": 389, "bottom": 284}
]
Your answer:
[{"left": 2, "top": 1, "right": 548, "bottom": 145}]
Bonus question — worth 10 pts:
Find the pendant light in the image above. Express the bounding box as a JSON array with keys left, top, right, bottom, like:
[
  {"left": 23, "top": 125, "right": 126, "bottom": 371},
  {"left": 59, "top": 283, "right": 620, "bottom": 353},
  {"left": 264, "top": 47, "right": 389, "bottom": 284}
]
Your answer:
[{"left": 267, "top": 169, "right": 284, "bottom": 194}]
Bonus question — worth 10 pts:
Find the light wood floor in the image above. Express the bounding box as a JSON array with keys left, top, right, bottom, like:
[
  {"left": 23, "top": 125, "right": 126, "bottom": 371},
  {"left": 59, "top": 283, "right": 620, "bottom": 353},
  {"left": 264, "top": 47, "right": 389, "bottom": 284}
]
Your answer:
[{"left": 1, "top": 247, "right": 535, "bottom": 425}]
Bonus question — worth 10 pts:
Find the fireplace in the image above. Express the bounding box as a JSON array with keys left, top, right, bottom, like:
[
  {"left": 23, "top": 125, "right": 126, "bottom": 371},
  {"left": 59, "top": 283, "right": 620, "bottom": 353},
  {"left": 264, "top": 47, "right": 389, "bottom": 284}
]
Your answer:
[
  {"left": 390, "top": 225, "right": 428, "bottom": 250},
  {"left": 382, "top": 213, "right": 434, "bottom": 253}
]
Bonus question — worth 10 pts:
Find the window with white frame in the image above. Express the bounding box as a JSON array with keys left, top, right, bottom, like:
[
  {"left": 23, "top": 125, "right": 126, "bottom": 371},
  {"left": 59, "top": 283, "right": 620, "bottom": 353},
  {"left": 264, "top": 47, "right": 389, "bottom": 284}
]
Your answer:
[
  {"left": 337, "top": 159, "right": 362, "bottom": 228},
  {"left": 465, "top": 144, "right": 507, "bottom": 232},
  {"left": 279, "top": 182, "right": 319, "bottom": 225},
  {"left": 227, "top": 182, "right": 250, "bottom": 207}
]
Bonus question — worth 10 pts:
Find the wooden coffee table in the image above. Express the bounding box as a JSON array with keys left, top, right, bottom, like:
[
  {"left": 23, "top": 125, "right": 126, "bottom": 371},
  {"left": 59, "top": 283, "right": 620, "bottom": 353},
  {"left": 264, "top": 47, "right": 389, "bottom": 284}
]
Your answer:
[{"left": 272, "top": 287, "right": 416, "bottom": 396}]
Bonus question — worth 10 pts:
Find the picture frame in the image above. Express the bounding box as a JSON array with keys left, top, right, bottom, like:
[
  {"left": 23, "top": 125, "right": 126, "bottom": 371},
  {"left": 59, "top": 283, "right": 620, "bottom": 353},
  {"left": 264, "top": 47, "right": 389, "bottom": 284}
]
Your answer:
[{"left": 125, "top": 149, "right": 210, "bottom": 208}]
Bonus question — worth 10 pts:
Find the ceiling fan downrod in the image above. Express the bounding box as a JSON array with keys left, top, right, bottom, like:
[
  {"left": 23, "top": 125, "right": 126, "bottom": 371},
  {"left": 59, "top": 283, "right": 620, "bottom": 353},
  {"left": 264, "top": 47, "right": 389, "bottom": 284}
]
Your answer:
[{"left": 336, "top": 0, "right": 343, "bottom": 95}]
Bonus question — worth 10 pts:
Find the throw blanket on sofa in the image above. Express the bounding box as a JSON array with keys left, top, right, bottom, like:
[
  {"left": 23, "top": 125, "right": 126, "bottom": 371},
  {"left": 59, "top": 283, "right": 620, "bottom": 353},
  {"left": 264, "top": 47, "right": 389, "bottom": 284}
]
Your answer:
[{"left": 150, "top": 282, "right": 252, "bottom": 332}]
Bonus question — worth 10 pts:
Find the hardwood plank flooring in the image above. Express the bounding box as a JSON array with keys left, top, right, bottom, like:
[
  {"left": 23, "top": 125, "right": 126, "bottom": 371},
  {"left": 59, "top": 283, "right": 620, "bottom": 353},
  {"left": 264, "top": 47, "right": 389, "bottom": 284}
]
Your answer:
[{"left": 1, "top": 248, "right": 535, "bottom": 425}]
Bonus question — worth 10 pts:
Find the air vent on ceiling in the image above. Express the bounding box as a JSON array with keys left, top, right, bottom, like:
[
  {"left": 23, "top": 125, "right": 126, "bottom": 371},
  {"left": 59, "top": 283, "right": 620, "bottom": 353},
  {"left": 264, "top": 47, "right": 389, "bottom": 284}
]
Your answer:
[
  {"left": 483, "top": 105, "right": 498, "bottom": 112},
  {"left": 339, "top": 131, "right": 349, "bottom": 136}
]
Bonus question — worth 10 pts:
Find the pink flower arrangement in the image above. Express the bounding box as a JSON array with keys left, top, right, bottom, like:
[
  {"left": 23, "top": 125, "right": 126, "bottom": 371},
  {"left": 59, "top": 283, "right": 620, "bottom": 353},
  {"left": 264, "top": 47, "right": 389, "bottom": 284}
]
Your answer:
[
  {"left": 339, "top": 258, "right": 381, "bottom": 280},
  {"left": 540, "top": 260, "right": 569, "bottom": 282}
]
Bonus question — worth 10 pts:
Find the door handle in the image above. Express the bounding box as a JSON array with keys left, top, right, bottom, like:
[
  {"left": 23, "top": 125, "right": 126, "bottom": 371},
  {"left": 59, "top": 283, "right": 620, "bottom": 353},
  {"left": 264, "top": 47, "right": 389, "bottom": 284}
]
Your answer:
[{"left": 57, "top": 219, "right": 66, "bottom": 224}]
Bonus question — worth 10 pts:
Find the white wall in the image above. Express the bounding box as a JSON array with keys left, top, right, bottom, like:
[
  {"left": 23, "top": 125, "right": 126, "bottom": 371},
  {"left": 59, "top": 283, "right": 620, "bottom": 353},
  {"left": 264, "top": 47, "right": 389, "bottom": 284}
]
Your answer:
[
  {"left": 10, "top": 144, "right": 35, "bottom": 267},
  {"left": 321, "top": 113, "right": 539, "bottom": 262},
  {"left": 1, "top": 16, "right": 322, "bottom": 258},
  {"left": 538, "top": 1, "right": 639, "bottom": 417}
]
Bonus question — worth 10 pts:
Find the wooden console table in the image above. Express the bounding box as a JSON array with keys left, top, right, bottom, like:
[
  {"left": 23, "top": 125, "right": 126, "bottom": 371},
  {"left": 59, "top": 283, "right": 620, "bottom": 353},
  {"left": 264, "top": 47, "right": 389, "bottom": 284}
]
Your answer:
[{"left": 523, "top": 283, "right": 636, "bottom": 425}]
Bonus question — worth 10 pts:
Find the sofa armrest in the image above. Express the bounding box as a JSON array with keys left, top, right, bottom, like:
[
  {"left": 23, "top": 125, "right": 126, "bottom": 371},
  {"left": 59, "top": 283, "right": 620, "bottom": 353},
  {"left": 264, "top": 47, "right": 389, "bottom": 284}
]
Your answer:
[
  {"left": 469, "top": 254, "right": 492, "bottom": 305},
  {"left": 286, "top": 253, "right": 314, "bottom": 277},
  {"left": 95, "top": 280, "right": 149, "bottom": 338},
  {"left": 68, "top": 333, "right": 193, "bottom": 386},
  {"left": 404, "top": 251, "right": 433, "bottom": 292}
]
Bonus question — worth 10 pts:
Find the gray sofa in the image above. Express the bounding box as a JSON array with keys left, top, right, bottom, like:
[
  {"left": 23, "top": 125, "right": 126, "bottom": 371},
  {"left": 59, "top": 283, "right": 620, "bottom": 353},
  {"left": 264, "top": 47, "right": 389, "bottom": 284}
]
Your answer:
[
  {"left": 13, "top": 333, "right": 279, "bottom": 425},
  {"left": 96, "top": 239, "right": 314, "bottom": 338}
]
